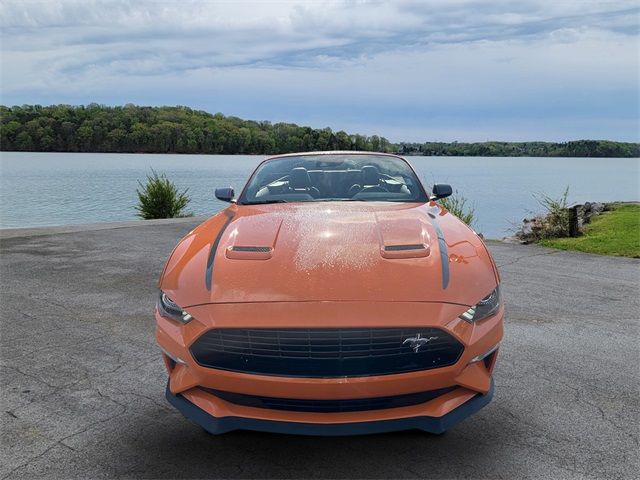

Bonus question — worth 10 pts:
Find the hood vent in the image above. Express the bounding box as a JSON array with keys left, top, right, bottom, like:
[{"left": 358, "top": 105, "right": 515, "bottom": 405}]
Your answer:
[
  {"left": 226, "top": 246, "right": 273, "bottom": 260},
  {"left": 384, "top": 244, "right": 426, "bottom": 251},
  {"left": 231, "top": 246, "right": 272, "bottom": 252},
  {"left": 381, "top": 243, "right": 430, "bottom": 259}
]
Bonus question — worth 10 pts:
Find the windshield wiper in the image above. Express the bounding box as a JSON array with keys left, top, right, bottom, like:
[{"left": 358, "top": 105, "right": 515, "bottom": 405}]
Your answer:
[{"left": 242, "top": 199, "right": 288, "bottom": 205}]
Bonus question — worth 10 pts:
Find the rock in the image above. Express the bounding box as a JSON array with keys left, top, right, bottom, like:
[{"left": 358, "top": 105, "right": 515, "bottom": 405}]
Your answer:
[
  {"left": 510, "top": 201, "right": 611, "bottom": 243},
  {"left": 502, "top": 235, "right": 525, "bottom": 244},
  {"left": 581, "top": 202, "right": 606, "bottom": 224}
]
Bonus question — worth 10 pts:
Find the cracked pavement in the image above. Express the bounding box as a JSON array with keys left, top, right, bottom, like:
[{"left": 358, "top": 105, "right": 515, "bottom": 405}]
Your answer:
[{"left": 1, "top": 220, "right": 638, "bottom": 479}]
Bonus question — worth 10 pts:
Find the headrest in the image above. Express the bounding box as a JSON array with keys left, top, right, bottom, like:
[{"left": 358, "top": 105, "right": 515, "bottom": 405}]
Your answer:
[
  {"left": 289, "top": 167, "right": 311, "bottom": 189},
  {"left": 362, "top": 165, "right": 380, "bottom": 186}
]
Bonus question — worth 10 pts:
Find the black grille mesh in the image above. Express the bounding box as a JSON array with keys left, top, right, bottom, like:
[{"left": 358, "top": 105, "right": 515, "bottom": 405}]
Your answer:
[
  {"left": 190, "top": 328, "right": 464, "bottom": 377},
  {"left": 202, "top": 386, "right": 457, "bottom": 412}
]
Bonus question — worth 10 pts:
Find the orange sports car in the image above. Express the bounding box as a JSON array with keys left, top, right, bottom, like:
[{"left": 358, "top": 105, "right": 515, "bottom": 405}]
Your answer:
[{"left": 157, "top": 151, "right": 504, "bottom": 435}]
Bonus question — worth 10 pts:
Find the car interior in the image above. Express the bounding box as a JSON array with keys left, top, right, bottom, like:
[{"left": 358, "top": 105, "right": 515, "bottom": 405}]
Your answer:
[{"left": 241, "top": 156, "right": 425, "bottom": 204}]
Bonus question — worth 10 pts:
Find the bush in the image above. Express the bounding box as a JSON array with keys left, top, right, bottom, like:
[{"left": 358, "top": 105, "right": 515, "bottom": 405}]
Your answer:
[
  {"left": 439, "top": 190, "right": 475, "bottom": 226},
  {"left": 135, "top": 170, "right": 192, "bottom": 219},
  {"left": 533, "top": 186, "right": 570, "bottom": 239}
]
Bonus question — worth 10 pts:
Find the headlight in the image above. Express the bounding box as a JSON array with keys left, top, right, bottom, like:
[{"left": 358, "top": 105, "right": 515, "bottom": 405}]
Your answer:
[
  {"left": 459, "top": 286, "right": 501, "bottom": 323},
  {"left": 157, "top": 291, "right": 193, "bottom": 324}
]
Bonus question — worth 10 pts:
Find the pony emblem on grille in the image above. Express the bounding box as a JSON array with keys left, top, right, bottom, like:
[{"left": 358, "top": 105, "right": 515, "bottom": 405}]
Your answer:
[{"left": 403, "top": 333, "right": 439, "bottom": 353}]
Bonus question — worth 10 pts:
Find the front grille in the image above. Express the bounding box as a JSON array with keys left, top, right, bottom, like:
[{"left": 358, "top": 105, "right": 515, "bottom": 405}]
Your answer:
[
  {"left": 202, "top": 386, "right": 457, "bottom": 413},
  {"left": 189, "top": 328, "right": 464, "bottom": 377}
]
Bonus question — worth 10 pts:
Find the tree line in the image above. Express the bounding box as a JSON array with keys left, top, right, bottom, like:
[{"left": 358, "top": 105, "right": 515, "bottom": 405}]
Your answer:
[
  {"left": 0, "top": 104, "right": 391, "bottom": 155},
  {"left": 1, "top": 104, "right": 638, "bottom": 157},
  {"left": 396, "top": 140, "right": 639, "bottom": 158}
]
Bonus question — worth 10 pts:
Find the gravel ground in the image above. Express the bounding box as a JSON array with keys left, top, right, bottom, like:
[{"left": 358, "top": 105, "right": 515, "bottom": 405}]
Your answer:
[{"left": 1, "top": 219, "right": 638, "bottom": 479}]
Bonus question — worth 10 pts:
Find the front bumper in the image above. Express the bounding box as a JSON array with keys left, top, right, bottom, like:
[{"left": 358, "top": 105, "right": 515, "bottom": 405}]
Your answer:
[
  {"left": 166, "top": 380, "right": 494, "bottom": 436},
  {"left": 158, "top": 301, "right": 503, "bottom": 435}
]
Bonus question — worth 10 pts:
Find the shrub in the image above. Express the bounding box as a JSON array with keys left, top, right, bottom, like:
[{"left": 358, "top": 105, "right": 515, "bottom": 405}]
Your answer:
[
  {"left": 439, "top": 190, "right": 475, "bottom": 226},
  {"left": 533, "top": 186, "right": 570, "bottom": 239},
  {"left": 135, "top": 170, "right": 192, "bottom": 219}
]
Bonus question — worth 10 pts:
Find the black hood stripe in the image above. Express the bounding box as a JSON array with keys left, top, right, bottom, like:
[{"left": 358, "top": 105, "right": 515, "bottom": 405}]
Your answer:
[
  {"left": 205, "top": 213, "right": 235, "bottom": 290},
  {"left": 429, "top": 214, "right": 450, "bottom": 289}
]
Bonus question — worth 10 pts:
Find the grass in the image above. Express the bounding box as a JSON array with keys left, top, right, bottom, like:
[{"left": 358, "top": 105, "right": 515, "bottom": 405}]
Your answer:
[
  {"left": 439, "top": 190, "right": 475, "bottom": 226},
  {"left": 539, "top": 203, "right": 640, "bottom": 258}
]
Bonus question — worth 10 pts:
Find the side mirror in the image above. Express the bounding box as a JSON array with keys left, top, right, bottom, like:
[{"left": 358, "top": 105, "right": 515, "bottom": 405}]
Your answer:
[
  {"left": 430, "top": 183, "right": 452, "bottom": 200},
  {"left": 215, "top": 187, "right": 235, "bottom": 203}
]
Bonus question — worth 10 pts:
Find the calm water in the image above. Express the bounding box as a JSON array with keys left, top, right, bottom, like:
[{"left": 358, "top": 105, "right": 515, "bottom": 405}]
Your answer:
[{"left": 1, "top": 152, "right": 638, "bottom": 237}]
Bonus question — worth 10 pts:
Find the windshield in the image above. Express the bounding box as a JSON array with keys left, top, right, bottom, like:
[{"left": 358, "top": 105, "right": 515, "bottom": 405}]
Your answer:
[{"left": 238, "top": 154, "right": 428, "bottom": 204}]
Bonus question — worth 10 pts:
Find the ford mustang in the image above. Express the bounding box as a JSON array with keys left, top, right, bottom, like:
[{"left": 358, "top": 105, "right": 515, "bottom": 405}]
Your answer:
[{"left": 157, "top": 151, "right": 504, "bottom": 435}]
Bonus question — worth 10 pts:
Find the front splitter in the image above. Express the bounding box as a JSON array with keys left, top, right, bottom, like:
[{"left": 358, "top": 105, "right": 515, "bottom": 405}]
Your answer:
[{"left": 166, "top": 381, "right": 494, "bottom": 436}]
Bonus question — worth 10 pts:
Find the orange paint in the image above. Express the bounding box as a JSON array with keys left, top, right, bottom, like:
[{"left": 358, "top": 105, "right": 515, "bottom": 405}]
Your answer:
[{"left": 156, "top": 152, "right": 504, "bottom": 435}]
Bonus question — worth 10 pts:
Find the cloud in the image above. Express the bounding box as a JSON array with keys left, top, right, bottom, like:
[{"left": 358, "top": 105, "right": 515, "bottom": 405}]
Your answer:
[{"left": 1, "top": 0, "right": 638, "bottom": 141}]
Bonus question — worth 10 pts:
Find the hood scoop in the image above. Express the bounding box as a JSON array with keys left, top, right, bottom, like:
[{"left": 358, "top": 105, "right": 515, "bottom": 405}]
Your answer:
[
  {"left": 223, "top": 215, "right": 282, "bottom": 261},
  {"left": 376, "top": 213, "right": 432, "bottom": 259}
]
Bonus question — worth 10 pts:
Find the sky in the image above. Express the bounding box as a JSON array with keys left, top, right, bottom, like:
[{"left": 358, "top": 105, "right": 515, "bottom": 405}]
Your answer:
[{"left": 1, "top": 0, "right": 638, "bottom": 142}]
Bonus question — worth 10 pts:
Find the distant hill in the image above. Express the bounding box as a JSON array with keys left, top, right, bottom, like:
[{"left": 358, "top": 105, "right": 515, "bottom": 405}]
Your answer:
[{"left": 1, "top": 104, "right": 638, "bottom": 157}]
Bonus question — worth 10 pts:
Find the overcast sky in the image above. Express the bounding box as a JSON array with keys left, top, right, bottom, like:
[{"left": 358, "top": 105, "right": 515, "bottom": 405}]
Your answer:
[{"left": 1, "top": 0, "right": 638, "bottom": 142}]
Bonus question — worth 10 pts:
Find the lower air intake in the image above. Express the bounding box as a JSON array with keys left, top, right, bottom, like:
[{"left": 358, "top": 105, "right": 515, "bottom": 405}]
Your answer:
[{"left": 202, "top": 386, "right": 457, "bottom": 412}]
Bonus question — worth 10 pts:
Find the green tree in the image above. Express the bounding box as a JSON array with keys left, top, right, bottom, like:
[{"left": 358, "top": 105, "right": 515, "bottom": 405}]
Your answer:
[
  {"left": 15, "top": 131, "right": 34, "bottom": 150},
  {"left": 1, "top": 104, "right": 638, "bottom": 157}
]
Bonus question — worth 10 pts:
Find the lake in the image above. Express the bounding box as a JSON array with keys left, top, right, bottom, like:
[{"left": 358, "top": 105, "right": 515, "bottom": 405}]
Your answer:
[{"left": 1, "top": 152, "right": 638, "bottom": 238}]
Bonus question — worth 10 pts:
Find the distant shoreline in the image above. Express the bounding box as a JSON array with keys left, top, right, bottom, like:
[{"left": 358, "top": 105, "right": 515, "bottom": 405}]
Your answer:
[
  {"left": 2, "top": 104, "right": 639, "bottom": 158},
  {"left": 1, "top": 151, "right": 638, "bottom": 159}
]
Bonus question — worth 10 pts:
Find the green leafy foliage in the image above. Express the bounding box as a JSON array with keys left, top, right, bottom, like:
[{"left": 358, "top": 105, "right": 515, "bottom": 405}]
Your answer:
[
  {"left": 135, "top": 170, "right": 192, "bottom": 219},
  {"left": 1, "top": 104, "right": 638, "bottom": 156},
  {"left": 397, "top": 140, "right": 640, "bottom": 158},
  {"left": 439, "top": 190, "right": 475, "bottom": 226},
  {"left": 0, "top": 104, "right": 392, "bottom": 154}
]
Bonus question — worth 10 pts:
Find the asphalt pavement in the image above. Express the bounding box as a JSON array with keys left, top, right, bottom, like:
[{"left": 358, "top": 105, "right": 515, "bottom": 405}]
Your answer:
[{"left": 1, "top": 219, "right": 638, "bottom": 479}]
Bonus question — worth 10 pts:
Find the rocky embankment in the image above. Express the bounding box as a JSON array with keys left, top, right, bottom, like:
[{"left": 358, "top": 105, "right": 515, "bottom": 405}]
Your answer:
[{"left": 505, "top": 201, "right": 610, "bottom": 244}]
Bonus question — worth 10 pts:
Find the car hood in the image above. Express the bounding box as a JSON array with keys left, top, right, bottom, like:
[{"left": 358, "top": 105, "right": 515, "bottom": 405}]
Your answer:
[{"left": 160, "top": 202, "right": 498, "bottom": 307}]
